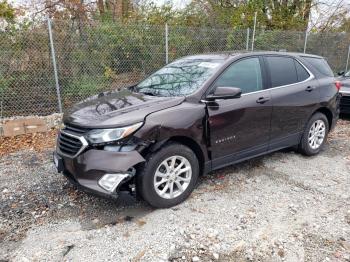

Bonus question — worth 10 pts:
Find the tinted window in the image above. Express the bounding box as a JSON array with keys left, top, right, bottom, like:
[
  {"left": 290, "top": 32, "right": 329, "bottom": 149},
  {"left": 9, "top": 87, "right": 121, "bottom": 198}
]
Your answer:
[
  {"left": 302, "top": 57, "right": 334, "bottom": 77},
  {"left": 136, "top": 58, "right": 224, "bottom": 97},
  {"left": 213, "top": 57, "right": 263, "bottom": 94},
  {"left": 294, "top": 60, "right": 310, "bottom": 81},
  {"left": 266, "top": 56, "right": 298, "bottom": 87}
]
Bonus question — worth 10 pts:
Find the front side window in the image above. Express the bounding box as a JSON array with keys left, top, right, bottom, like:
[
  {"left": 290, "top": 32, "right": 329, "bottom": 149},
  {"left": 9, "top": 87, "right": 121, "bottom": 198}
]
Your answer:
[
  {"left": 135, "top": 58, "right": 224, "bottom": 97},
  {"left": 212, "top": 57, "right": 263, "bottom": 94},
  {"left": 266, "top": 56, "right": 298, "bottom": 87}
]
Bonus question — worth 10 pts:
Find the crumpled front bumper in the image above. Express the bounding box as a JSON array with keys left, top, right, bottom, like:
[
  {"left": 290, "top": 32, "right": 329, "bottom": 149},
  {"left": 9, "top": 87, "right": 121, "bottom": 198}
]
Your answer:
[{"left": 54, "top": 148, "right": 145, "bottom": 198}]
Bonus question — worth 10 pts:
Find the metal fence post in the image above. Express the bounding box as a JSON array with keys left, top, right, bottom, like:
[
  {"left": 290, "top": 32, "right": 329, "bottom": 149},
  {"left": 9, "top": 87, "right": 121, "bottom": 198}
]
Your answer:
[
  {"left": 47, "top": 17, "right": 63, "bottom": 113},
  {"left": 345, "top": 44, "right": 350, "bottom": 73},
  {"left": 251, "top": 12, "right": 257, "bottom": 51},
  {"left": 246, "top": 28, "right": 250, "bottom": 51},
  {"left": 165, "top": 23, "right": 169, "bottom": 64},
  {"left": 0, "top": 85, "right": 3, "bottom": 119},
  {"left": 303, "top": 29, "right": 308, "bottom": 53}
]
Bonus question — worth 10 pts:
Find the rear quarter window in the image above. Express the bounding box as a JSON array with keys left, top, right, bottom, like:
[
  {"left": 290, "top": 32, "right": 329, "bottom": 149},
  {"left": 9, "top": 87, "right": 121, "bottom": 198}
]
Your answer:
[
  {"left": 294, "top": 60, "right": 310, "bottom": 81},
  {"left": 302, "top": 57, "right": 334, "bottom": 77}
]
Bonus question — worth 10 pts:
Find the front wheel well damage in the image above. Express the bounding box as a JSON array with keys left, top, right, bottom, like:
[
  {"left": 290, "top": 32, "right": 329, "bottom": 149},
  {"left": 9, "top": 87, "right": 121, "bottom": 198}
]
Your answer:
[
  {"left": 168, "top": 136, "right": 205, "bottom": 176},
  {"left": 138, "top": 136, "right": 206, "bottom": 177}
]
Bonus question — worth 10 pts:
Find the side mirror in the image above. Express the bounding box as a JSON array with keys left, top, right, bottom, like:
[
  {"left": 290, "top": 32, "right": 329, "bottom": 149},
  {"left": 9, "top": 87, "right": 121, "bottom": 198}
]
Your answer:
[
  {"left": 338, "top": 71, "right": 345, "bottom": 76},
  {"left": 206, "top": 86, "right": 242, "bottom": 101}
]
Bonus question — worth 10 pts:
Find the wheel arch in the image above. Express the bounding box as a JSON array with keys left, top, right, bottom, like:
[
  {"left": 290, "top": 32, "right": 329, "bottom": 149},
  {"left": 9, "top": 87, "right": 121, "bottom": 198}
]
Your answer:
[
  {"left": 143, "top": 135, "right": 206, "bottom": 176},
  {"left": 298, "top": 107, "right": 331, "bottom": 156},
  {"left": 313, "top": 107, "right": 333, "bottom": 129},
  {"left": 296, "top": 107, "right": 333, "bottom": 147}
]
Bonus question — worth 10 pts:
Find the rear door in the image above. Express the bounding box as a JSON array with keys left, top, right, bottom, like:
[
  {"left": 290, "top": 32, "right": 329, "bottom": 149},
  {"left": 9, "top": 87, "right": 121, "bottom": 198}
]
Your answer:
[
  {"left": 264, "top": 55, "right": 320, "bottom": 149},
  {"left": 206, "top": 56, "right": 272, "bottom": 169}
]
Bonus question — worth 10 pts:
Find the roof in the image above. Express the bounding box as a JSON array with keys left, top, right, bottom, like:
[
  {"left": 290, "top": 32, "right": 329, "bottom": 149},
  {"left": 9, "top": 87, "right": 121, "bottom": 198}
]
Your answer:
[
  {"left": 256, "top": 51, "right": 323, "bottom": 59},
  {"left": 181, "top": 51, "right": 324, "bottom": 60}
]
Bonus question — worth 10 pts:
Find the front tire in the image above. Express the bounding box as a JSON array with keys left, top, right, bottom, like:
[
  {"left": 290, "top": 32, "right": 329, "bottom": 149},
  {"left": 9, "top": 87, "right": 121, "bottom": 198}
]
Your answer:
[
  {"left": 299, "top": 112, "right": 329, "bottom": 156},
  {"left": 137, "top": 143, "right": 199, "bottom": 208}
]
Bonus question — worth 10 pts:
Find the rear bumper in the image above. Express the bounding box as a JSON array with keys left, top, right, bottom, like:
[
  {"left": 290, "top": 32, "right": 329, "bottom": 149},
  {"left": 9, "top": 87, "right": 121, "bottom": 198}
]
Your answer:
[{"left": 54, "top": 148, "right": 145, "bottom": 198}]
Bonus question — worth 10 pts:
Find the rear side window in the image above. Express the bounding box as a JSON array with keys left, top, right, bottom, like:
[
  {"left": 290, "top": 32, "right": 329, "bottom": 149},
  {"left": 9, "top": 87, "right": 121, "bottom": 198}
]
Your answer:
[
  {"left": 294, "top": 60, "right": 310, "bottom": 81},
  {"left": 265, "top": 56, "right": 298, "bottom": 87},
  {"left": 302, "top": 57, "right": 334, "bottom": 77}
]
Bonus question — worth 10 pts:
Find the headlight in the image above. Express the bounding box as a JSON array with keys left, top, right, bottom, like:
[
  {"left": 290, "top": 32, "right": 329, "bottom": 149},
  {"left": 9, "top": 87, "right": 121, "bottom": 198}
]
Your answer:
[{"left": 86, "top": 122, "right": 143, "bottom": 144}]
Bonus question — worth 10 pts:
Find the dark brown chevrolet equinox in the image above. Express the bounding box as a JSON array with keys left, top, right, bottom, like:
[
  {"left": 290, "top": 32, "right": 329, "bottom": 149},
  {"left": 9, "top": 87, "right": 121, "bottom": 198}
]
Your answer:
[{"left": 54, "top": 52, "right": 340, "bottom": 208}]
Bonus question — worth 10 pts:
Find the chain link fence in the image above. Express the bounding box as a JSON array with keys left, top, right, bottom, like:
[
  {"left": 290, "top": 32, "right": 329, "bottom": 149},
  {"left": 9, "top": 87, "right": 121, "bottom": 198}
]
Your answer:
[
  {"left": 1, "top": 19, "right": 350, "bottom": 118},
  {"left": 0, "top": 24, "right": 57, "bottom": 117}
]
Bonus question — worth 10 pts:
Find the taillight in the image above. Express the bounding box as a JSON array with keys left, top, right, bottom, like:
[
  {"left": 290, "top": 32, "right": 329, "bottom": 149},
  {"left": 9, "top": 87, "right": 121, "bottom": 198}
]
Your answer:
[{"left": 335, "top": 81, "right": 342, "bottom": 91}]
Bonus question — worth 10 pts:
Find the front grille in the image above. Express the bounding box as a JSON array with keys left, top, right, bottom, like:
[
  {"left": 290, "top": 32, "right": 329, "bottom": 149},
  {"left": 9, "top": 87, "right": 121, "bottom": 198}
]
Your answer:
[
  {"left": 58, "top": 125, "right": 89, "bottom": 157},
  {"left": 340, "top": 95, "right": 350, "bottom": 113}
]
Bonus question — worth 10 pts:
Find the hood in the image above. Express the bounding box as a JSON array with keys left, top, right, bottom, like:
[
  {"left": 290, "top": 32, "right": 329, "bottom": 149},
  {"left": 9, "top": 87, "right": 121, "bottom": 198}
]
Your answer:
[{"left": 63, "top": 89, "right": 185, "bottom": 128}]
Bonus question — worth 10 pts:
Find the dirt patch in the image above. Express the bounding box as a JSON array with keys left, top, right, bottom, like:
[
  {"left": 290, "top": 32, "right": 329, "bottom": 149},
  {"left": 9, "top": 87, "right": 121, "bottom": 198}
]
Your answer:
[{"left": 0, "top": 128, "right": 58, "bottom": 157}]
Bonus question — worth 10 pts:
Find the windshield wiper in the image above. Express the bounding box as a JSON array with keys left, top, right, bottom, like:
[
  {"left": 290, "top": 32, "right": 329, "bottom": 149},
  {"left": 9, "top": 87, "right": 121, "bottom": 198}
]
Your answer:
[
  {"left": 136, "top": 89, "right": 158, "bottom": 96},
  {"left": 141, "top": 92, "right": 157, "bottom": 96}
]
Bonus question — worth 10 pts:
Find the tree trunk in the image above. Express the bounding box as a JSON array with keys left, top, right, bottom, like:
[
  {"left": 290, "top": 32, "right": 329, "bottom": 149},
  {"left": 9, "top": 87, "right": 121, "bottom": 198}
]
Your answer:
[
  {"left": 97, "top": 0, "right": 105, "bottom": 15},
  {"left": 116, "top": 0, "right": 123, "bottom": 19},
  {"left": 303, "top": 0, "right": 312, "bottom": 31}
]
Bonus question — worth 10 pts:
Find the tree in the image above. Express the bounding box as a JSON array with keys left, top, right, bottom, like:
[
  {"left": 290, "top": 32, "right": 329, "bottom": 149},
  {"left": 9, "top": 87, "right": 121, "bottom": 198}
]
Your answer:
[
  {"left": 309, "top": 0, "right": 349, "bottom": 32},
  {"left": 339, "top": 17, "right": 350, "bottom": 32},
  {"left": 0, "top": 0, "right": 15, "bottom": 22},
  {"left": 193, "top": 0, "right": 312, "bottom": 30},
  {"left": 91, "top": 0, "right": 134, "bottom": 21}
]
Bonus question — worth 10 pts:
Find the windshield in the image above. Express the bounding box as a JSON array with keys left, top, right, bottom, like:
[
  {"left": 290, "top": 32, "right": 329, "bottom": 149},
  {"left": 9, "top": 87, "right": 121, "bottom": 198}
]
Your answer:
[
  {"left": 345, "top": 71, "right": 350, "bottom": 77},
  {"left": 135, "top": 58, "right": 224, "bottom": 97}
]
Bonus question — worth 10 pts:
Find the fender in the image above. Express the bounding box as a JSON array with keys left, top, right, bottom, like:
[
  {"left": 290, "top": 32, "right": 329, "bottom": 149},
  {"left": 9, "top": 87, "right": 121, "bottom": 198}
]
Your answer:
[{"left": 133, "top": 102, "right": 211, "bottom": 173}]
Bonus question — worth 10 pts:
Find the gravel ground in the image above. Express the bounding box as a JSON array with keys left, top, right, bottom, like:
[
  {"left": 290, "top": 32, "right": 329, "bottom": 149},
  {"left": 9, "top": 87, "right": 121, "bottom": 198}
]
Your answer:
[{"left": 0, "top": 119, "right": 350, "bottom": 262}]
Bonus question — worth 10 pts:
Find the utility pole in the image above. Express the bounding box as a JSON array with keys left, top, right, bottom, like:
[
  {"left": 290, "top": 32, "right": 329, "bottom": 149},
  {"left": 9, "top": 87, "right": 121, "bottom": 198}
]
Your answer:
[{"left": 165, "top": 23, "right": 169, "bottom": 64}]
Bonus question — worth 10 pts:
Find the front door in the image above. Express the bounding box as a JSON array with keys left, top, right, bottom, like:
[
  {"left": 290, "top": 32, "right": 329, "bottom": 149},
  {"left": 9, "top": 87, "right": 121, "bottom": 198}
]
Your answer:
[{"left": 206, "top": 56, "right": 272, "bottom": 169}]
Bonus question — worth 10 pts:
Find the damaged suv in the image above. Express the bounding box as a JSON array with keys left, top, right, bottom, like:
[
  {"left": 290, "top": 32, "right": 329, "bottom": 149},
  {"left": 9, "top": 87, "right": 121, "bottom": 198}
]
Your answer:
[{"left": 54, "top": 52, "right": 339, "bottom": 208}]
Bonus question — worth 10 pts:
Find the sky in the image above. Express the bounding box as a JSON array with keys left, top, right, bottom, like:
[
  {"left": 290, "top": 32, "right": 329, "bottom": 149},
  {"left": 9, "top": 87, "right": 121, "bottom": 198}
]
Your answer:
[{"left": 153, "top": 0, "right": 190, "bottom": 8}]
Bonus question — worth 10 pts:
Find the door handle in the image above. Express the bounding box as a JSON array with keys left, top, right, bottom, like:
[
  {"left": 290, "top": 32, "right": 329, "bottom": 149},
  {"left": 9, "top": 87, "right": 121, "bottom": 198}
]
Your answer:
[
  {"left": 256, "top": 96, "right": 270, "bottom": 104},
  {"left": 305, "top": 86, "right": 316, "bottom": 92}
]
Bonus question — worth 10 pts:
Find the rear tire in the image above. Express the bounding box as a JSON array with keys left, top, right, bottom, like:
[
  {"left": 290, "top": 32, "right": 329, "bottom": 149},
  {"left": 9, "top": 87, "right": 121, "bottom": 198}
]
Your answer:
[
  {"left": 137, "top": 143, "right": 199, "bottom": 208},
  {"left": 298, "top": 112, "right": 329, "bottom": 156}
]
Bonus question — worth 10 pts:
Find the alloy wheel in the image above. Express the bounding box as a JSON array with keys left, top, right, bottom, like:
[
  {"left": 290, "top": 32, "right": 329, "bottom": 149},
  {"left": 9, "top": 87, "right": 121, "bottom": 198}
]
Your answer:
[
  {"left": 308, "top": 119, "right": 326, "bottom": 150},
  {"left": 153, "top": 155, "right": 192, "bottom": 199}
]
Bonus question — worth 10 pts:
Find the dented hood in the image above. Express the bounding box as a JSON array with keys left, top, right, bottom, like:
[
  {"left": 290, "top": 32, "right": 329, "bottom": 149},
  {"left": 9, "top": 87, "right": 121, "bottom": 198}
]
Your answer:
[{"left": 63, "top": 89, "right": 185, "bottom": 128}]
